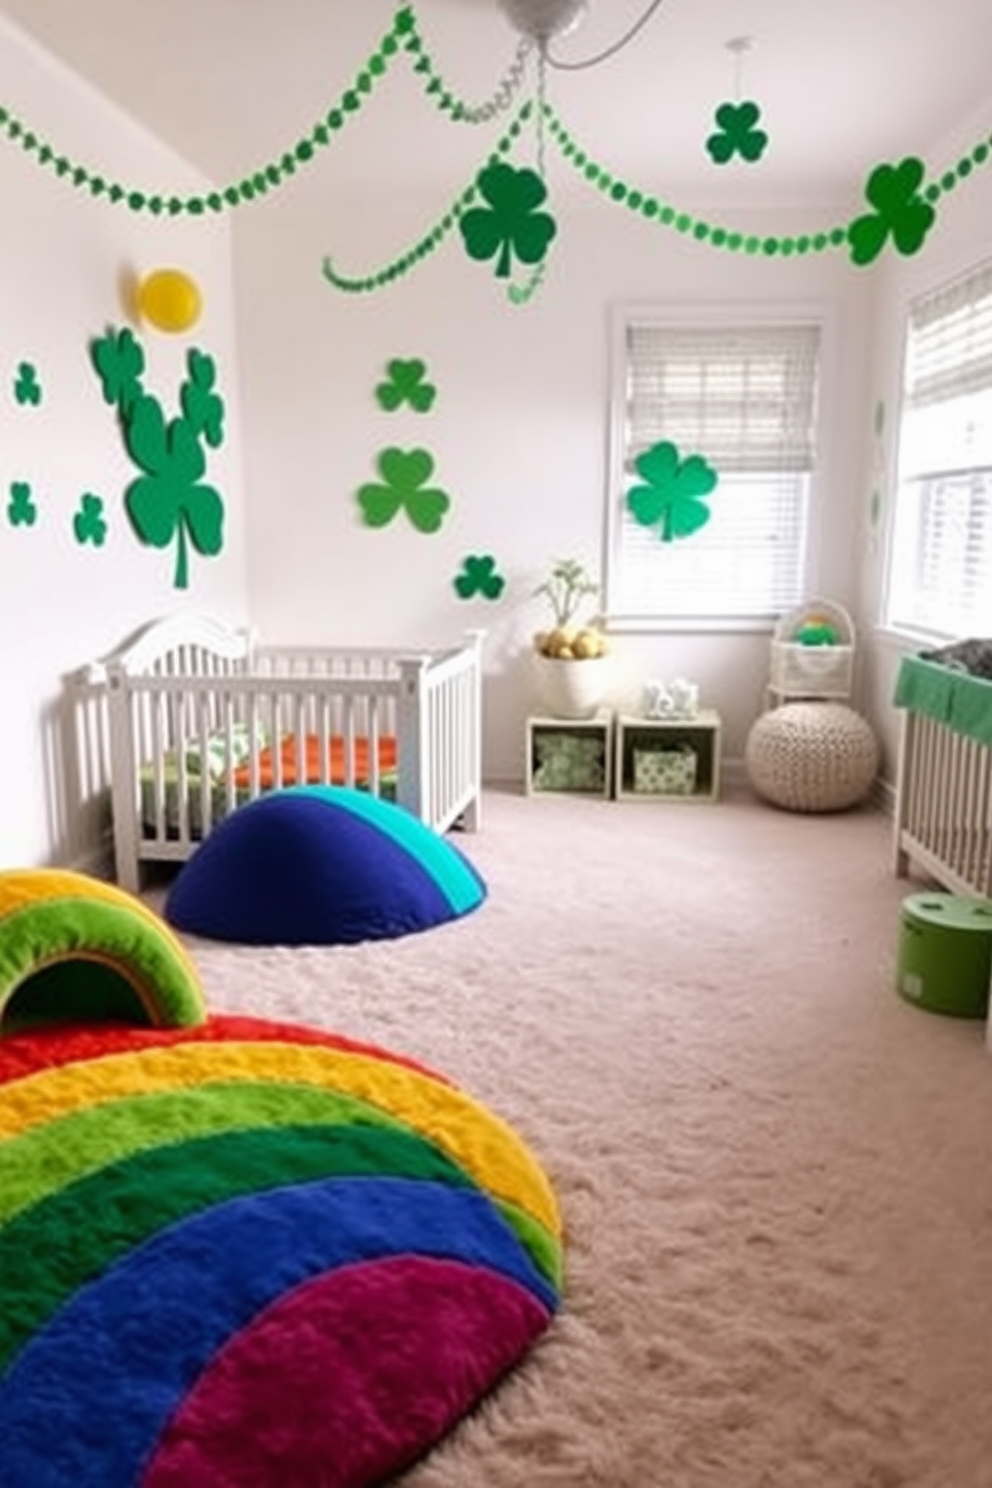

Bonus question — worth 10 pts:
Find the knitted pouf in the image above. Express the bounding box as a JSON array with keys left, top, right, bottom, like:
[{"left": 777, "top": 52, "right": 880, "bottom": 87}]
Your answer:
[{"left": 745, "top": 702, "right": 879, "bottom": 813}]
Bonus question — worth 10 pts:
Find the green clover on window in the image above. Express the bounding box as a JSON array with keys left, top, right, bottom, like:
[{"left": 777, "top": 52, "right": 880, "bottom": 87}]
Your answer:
[
  {"left": 459, "top": 161, "right": 557, "bottom": 280},
  {"left": 626, "top": 441, "right": 718, "bottom": 543},
  {"left": 14, "top": 362, "right": 42, "bottom": 406},
  {"left": 357, "top": 448, "right": 451, "bottom": 534},
  {"left": 848, "top": 157, "right": 936, "bottom": 266},
  {"left": 454, "top": 554, "right": 506, "bottom": 601},
  {"left": 74, "top": 492, "right": 107, "bottom": 546},
  {"left": 8, "top": 481, "right": 37, "bottom": 526},
  {"left": 376, "top": 358, "right": 437, "bottom": 413},
  {"left": 705, "top": 100, "right": 768, "bottom": 165}
]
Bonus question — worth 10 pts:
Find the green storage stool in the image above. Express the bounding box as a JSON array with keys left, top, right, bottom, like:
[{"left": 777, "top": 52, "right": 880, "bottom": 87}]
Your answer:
[{"left": 896, "top": 893, "right": 992, "bottom": 1018}]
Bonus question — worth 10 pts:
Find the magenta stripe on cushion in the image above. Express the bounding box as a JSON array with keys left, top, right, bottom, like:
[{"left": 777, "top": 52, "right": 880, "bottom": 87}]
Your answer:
[{"left": 143, "top": 1256, "right": 550, "bottom": 1488}]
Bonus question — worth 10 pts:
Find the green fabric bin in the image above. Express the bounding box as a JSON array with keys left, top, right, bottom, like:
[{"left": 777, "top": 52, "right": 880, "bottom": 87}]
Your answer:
[{"left": 896, "top": 893, "right": 992, "bottom": 1018}]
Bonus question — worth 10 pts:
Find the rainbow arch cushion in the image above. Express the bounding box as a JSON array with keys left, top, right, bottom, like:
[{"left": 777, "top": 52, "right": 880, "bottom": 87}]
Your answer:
[
  {"left": 164, "top": 785, "right": 487, "bottom": 945},
  {"left": 0, "top": 869, "right": 206, "bottom": 1034},
  {"left": 0, "top": 1015, "right": 563, "bottom": 1487}
]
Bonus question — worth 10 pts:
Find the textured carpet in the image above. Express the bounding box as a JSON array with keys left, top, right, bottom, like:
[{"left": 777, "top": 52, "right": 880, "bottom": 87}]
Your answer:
[
  {"left": 0, "top": 1014, "right": 562, "bottom": 1487},
  {"left": 147, "top": 785, "right": 992, "bottom": 1488}
]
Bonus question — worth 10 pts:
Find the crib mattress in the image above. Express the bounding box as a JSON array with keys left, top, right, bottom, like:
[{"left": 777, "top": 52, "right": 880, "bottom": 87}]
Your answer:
[{"left": 139, "top": 735, "right": 398, "bottom": 839}]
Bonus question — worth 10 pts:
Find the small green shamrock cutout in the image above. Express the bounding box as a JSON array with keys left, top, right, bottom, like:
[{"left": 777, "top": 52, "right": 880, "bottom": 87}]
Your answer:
[
  {"left": 454, "top": 554, "right": 506, "bottom": 601},
  {"left": 357, "top": 448, "right": 451, "bottom": 534},
  {"left": 14, "top": 362, "right": 42, "bottom": 406},
  {"left": 626, "top": 441, "right": 718, "bottom": 543},
  {"left": 848, "top": 157, "right": 936, "bottom": 266},
  {"left": 92, "top": 326, "right": 146, "bottom": 416},
  {"left": 376, "top": 358, "right": 437, "bottom": 413},
  {"left": 459, "top": 161, "right": 557, "bottom": 280},
  {"left": 705, "top": 100, "right": 768, "bottom": 164},
  {"left": 8, "top": 481, "right": 37, "bottom": 526},
  {"left": 74, "top": 492, "right": 107, "bottom": 546}
]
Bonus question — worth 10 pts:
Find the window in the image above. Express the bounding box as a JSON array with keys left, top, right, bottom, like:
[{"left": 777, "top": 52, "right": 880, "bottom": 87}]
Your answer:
[
  {"left": 605, "top": 311, "right": 822, "bottom": 630},
  {"left": 885, "top": 260, "right": 992, "bottom": 640}
]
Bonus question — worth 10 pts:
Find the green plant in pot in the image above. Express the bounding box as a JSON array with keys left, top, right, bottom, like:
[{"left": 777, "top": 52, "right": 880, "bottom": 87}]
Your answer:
[{"left": 532, "top": 558, "right": 612, "bottom": 718}]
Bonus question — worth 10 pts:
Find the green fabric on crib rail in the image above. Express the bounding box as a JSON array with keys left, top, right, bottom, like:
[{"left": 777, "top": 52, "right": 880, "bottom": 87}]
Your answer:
[{"left": 893, "top": 655, "right": 992, "bottom": 744}]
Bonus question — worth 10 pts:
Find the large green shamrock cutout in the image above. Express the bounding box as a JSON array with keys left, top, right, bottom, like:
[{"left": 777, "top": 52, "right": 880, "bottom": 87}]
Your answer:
[
  {"left": 454, "top": 554, "right": 506, "bottom": 601},
  {"left": 376, "top": 358, "right": 436, "bottom": 413},
  {"left": 7, "top": 481, "right": 37, "bottom": 527},
  {"left": 848, "top": 157, "right": 936, "bottom": 266},
  {"left": 91, "top": 330, "right": 227, "bottom": 589},
  {"left": 459, "top": 161, "right": 557, "bottom": 280},
  {"left": 14, "top": 362, "right": 42, "bottom": 406},
  {"left": 125, "top": 397, "right": 224, "bottom": 588},
  {"left": 357, "top": 448, "right": 451, "bottom": 534},
  {"left": 705, "top": 100, "right": 768, "bottom": 164},
  {"left": 626, "top": 441, "right": 718, "bottom": 542},
  {"left": 73, "top": 492, "right": 108, "bottom": 546}
]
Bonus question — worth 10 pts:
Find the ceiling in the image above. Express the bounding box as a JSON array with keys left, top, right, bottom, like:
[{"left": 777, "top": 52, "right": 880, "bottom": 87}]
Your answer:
[{"left": 0, "top": 0, "right": 989, "bottom": 214}]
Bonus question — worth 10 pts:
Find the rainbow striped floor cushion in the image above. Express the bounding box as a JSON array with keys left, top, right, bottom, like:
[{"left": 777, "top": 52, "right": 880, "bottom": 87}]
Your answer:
[
  {"left": 0, "top": 1016, "right": 563, "bottom": 1487},
  {"left": 165, "top": 785, "right": 487, "bottom": 946}
]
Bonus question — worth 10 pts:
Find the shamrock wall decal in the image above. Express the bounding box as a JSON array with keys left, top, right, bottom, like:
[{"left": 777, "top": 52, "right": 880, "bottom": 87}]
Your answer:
[
  {"left": 13, "top": 362, "right": 42, "bottom": 406},
  {"left": 454, "top": 554, "right": 506, "bottom": 601},
  {"left": 376, "top": 358, "right": 437, "bottom": 413},
  {"left": 73, "top": 492, "right": 108, "bottom": 546},
  {"left": 626, "top": 440, "right": 718, "bottom": 543},
  {"left": 91, "top": 329, "right": 227, "bottom": 589},
  {"left": 7, "top": 481, "right": 37, "bottom": 527},
  {"left": 705, "top": 100, "right": 768, "bottom": 165},
  {"left": 357, "top": 447, "right": 451, "bottom": 534},
  {"left": 848, "top": 157, "right": 936, "bottom": 266},
  {"left": 459, "top": 161, "right": 557, "bottom": 280}
]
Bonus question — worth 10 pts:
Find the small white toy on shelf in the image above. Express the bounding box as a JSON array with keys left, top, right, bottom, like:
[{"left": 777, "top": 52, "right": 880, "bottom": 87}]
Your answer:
[{"left": 644, "top": 678, "right": 699, "bottom": 719}]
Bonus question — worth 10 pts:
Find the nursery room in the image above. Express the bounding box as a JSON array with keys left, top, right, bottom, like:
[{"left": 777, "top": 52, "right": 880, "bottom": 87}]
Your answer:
[{"left": 1, "top": 1, "right": 992, "bottom": 1484}]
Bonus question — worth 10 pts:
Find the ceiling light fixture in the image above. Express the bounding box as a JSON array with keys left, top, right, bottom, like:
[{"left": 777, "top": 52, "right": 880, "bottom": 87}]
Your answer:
[{"left": 497, "top": 0, "right": 667, "bottom": 69}]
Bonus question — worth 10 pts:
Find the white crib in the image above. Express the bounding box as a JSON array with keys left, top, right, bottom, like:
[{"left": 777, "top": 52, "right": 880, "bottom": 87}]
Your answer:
[
  {"left": 893, "top": 654, "right": 992, "bottom": 896},
  {"left": 80, "top": 614, "right": 484, "bottom": 892}
]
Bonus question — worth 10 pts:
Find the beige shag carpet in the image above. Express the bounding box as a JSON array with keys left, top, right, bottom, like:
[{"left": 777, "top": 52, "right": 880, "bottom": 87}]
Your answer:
[{"left": 152, "top": 785, "right": 992, "bottom": 1488}]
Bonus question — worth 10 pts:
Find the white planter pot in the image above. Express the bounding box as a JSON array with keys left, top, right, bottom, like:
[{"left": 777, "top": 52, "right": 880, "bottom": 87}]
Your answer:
[{"left": 532, "top": 653, "right": 611, "bottom": 719}]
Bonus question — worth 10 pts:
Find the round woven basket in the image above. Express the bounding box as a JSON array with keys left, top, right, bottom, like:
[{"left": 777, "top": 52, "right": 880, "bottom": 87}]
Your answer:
[{"left": 745, "top": 702, "right": 879, "bottom": 813}]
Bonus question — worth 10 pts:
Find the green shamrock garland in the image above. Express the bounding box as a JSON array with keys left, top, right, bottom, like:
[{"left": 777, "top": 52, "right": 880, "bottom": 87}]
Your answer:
[
  {"left": 7, "top": 481, "right": 37, "bottom": 526},
  {"left": 454, "top": 554, "right": 506, "bottom": 600},
  {"left": 705, "top": 101, "right": 768, "bottom": 164},
  {"left": 376, "top": 358, "right": 436, "bottom": 412},
  {"left": 91, "top": 327, "right": 227, "bottom": 589},
  {"left": 626, "top": 441, "right": 718, "bottom": 542},
  {"left": 357, "top": 448, "right": 451, "bottom": 533},
  {"left": 74, "top": 493, "right": 108, "bottom": 546},
  {"left": 460, "top": 161, "right": 557, "bottom": 280},
  {"left": 848, "top": 157, "right": 935, "bottom": 265}
]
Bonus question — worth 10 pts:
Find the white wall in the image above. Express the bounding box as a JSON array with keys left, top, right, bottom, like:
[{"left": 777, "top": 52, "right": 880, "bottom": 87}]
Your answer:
[
  {"left": 856, "top": 93, "right": 992, "bottom": 792},
  {"left": 0, "top": 17, "right": 249, "bottom": 869},
  {"left": 234, "top": 178, "right": 875, "bottom": 784}
]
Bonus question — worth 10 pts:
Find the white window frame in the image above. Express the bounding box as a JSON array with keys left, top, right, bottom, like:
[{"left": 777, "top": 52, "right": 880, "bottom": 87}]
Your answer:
[
  {"left": 883, "top": 258, "right": 992, "bottom": 644},
  {"left": 604, "top": 303, "right": 825, "bottom": 634}
]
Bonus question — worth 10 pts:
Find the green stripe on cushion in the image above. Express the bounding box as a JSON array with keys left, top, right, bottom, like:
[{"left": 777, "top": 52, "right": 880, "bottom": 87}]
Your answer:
[
  {"left": 0, "top": 1121, "right": 473, "bottom": 1374},
  {"left": 0, "top": 899, "right": 206, "bottom": 1030},
  {"left": 0, "top": 1081, "right": 409, "bottom": 1224}
]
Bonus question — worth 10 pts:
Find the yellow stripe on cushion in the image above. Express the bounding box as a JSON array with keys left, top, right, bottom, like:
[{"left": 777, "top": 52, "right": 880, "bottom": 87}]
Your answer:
[{"left": 0, "top": 1041, "right": 561, "bottom": 1238}]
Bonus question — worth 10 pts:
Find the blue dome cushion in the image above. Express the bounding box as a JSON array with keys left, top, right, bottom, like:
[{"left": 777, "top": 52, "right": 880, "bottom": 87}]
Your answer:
[{"left": 164, "top": 786, "right": 486, "bottom": 946}]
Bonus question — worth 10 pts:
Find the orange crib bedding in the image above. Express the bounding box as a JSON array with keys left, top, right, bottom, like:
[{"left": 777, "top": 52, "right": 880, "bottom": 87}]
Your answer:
[{"left": 231, "top": 733, "right": 398, "bottom": 790}]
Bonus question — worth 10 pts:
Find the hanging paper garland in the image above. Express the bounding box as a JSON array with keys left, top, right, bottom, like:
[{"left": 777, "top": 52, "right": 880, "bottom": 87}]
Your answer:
[
  {"left": 356, "top": 448, "right": 451, "bottom": 533},
  {"left": 625, "top": 441, "right": 718, "bottom": 543},
  {"left": 90, "top": 327, "right": 227, "bottom": 589},
  {"left": 454, "top": 555, "right": 506, "bottom": 600},
  {"left": 376, "top": 358, "right": 437, "bottom": 412}
]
